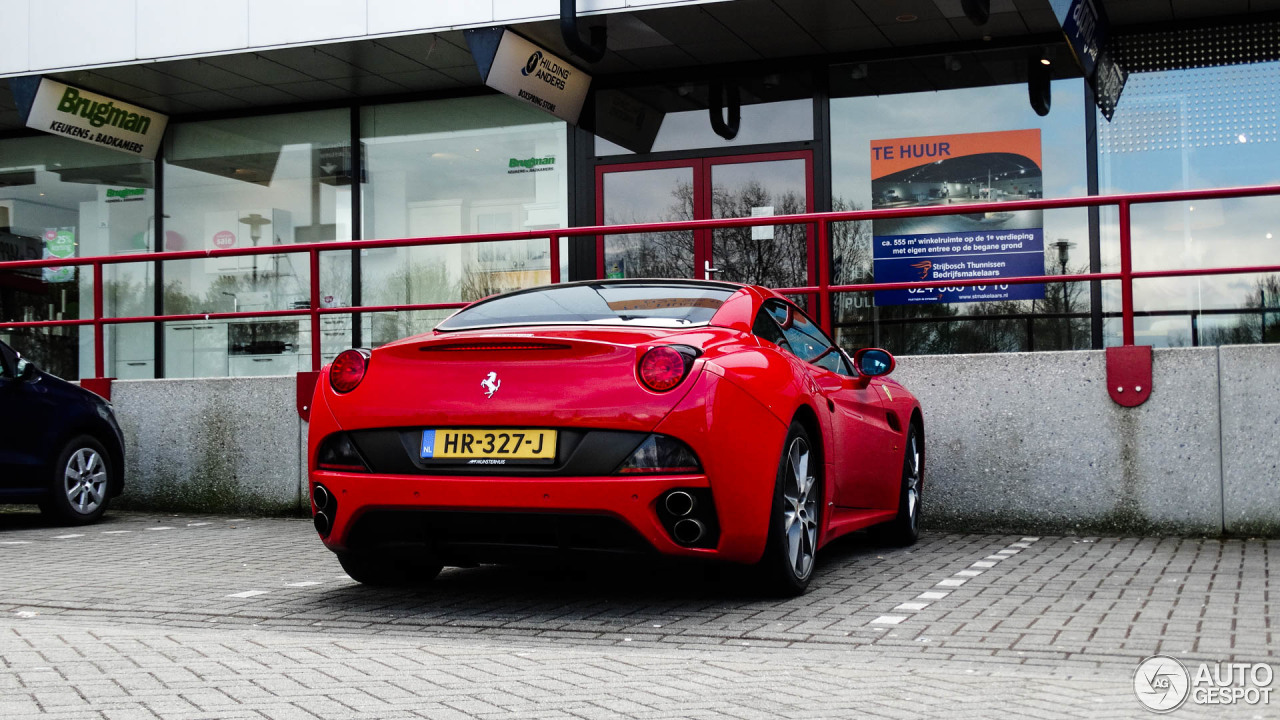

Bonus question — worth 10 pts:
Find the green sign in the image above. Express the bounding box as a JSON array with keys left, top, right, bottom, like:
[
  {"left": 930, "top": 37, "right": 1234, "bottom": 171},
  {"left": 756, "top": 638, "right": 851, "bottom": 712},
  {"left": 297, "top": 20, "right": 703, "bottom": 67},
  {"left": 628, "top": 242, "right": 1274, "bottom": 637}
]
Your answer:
[{"left": 42, "top": 227, "right": 76, "bottom": 283}]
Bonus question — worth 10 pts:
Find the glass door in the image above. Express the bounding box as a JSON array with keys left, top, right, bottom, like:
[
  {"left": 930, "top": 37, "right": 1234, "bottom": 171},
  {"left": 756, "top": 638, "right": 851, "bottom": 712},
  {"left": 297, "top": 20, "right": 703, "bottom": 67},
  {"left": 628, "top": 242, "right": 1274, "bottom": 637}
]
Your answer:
[
  {"left": 707, "top": 153, "right": 812, "bottom": 287},
  {"left": 597, "top": 160, "right": 696, "bottom": 281},
  {"left": 597, "top": 151, "right": 813, "bottom": 285}
]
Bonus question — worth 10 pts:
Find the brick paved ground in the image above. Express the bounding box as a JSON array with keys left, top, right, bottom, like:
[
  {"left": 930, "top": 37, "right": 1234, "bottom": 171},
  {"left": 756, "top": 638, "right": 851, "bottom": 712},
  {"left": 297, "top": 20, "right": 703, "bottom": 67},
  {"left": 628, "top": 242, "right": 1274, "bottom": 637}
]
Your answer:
[{"left": 0, "top": 510, "right": 1273, "bottom": 719}]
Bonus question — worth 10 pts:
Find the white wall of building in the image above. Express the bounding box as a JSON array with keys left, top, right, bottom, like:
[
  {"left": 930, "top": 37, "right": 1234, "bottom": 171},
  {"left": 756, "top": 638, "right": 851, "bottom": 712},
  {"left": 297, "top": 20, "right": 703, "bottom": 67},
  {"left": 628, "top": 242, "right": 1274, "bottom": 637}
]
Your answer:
[{"left": 0, "top": 0, "right": 727, "bottom": 77}]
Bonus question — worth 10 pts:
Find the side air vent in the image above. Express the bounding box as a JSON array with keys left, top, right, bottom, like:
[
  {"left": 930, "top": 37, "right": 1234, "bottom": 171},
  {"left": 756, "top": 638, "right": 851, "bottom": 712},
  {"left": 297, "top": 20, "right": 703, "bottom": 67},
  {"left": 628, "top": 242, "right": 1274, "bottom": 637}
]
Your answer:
[{"left": 420, "top": 343, "right": 571, "bottom": 352}]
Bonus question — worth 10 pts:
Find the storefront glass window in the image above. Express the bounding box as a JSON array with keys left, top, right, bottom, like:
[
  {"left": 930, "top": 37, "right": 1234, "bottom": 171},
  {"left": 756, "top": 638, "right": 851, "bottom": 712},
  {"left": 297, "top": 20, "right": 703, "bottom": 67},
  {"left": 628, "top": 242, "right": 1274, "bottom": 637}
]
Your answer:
[
  {"left": 593, "top": 73, "right": 813, "bottom": 156},
  {"left": 359, "top": 95, "right": 568, "bottom": 348},
  {"left": 162, "top": 109, "right": 351, "bottom": 377},
  {"left": 0, "top": 134, "right": 155, "bottom": 380},
  {"left": 1098, "top": 34, "right": 1280, "bottom": 347},
  {"left": 830, "top": 67, "right": 1089, "bottom": 357}
]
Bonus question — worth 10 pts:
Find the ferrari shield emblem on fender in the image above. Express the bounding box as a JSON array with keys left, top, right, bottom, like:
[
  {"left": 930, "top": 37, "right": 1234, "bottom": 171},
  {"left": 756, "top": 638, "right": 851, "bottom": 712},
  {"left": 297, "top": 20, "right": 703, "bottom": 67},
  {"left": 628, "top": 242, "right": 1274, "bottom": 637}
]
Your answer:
[{"left": 481, "top": 371, "right": 501, "bottom": 398}]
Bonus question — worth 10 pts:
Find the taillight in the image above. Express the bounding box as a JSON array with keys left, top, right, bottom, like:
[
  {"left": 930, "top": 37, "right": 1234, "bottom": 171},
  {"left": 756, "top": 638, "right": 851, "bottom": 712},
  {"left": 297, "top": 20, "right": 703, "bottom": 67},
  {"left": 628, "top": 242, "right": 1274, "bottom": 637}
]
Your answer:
[
  {"left": 638, "top": 345, "right": 697, "bottom": 392},
  {"left": 330, "top": 349, "right": 369, "bottom": 394},
  {"left": 615, "top": 434, "right": 702, "bottom": 475}
]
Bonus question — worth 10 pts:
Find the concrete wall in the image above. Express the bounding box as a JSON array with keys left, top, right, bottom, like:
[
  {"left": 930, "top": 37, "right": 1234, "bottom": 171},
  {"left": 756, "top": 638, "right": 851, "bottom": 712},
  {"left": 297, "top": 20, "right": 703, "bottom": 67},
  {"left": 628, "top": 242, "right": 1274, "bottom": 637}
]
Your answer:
[
  {"left": 110, "top": 377, "right": 304, "bottom": 515},
  {"left": 103, "top": 345, "right": 1280, "bottom": 535}
]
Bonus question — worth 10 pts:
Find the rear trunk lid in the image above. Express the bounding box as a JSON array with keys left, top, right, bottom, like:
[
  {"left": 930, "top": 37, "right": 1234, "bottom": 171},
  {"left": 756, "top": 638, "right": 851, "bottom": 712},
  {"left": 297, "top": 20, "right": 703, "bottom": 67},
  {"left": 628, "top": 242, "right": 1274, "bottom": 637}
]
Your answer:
[{"left": 327, "top": 327, "right": 718, "bottom": 432}]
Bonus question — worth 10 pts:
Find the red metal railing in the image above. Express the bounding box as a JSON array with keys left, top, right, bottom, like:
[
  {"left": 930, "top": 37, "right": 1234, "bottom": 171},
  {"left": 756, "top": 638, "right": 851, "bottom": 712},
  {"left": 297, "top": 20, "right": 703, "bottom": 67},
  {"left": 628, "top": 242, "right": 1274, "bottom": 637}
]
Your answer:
[{"left": 3, "top": 184, "right": 1280, "bottom": 387}]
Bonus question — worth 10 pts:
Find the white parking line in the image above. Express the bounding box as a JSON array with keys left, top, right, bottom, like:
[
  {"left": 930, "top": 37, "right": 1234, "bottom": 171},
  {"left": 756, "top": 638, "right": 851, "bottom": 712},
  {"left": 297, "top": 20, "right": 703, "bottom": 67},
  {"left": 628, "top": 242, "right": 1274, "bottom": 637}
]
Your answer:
[
  {"left": 101, "top": 531, "right": 131, "bottom": 535},
  {"left": 226, "top": 590, "right": 269, "bottom": 599},
  {"left": 187, "top": 522, "right": 211, "bottom": 527},
  {"left": 0, "top": 541, "right": 32, "bottom": 545},
  {"left": 145, "top": 527, "right": 174, "bottom": 531},
  {"left": 285, "top": 581, "right": 321, "bottom": 587},
  {"left": 877, "top": 537, "right": 1044, "bottom": 629},
  {"left": 52, "top": 534, "right": 83, "bottom": 539},
  {"left": 871, "top": 616, "right": 907, "bottom": 625}
]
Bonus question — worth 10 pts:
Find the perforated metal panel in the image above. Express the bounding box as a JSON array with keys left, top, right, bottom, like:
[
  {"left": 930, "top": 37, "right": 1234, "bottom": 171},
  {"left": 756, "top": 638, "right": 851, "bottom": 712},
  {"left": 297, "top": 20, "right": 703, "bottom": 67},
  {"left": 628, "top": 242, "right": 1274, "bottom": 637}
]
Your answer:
[{"left": 1100, "top": 21, "right": 1280, "bottom": 155}]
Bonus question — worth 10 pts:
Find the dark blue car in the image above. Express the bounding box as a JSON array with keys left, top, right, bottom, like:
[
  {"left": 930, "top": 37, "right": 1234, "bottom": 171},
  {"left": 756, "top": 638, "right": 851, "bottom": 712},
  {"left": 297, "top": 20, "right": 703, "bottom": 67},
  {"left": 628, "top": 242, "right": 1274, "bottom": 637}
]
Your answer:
[{"left": 0, "top": 340, "right": 125, "bottom": 524}]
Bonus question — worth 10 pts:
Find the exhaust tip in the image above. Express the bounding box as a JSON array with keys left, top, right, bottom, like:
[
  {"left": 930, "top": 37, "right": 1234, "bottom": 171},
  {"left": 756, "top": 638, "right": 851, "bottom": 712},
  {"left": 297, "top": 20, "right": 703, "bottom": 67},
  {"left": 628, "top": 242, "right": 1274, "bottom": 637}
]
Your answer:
[
  {"left": 664, "top": 490, "right": 696, "bottom": 517},
  {"left": 672, "top": 518, "right": 705, "bottom": 545},
  {"left": 313, "top": 485, "right": 331, "bottom": 511},
  {"left": 313, "top": 511, "right": 332, "bottom": 537}
]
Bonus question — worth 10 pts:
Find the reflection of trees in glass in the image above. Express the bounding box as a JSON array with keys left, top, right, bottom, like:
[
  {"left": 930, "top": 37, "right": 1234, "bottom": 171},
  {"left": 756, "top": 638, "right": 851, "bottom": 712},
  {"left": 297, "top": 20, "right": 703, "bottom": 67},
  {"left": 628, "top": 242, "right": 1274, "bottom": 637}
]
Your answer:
[
  {"left": 1186, "top": 275, "right": 1280, "bottom": 346},
  {"left": 366, "top": 261, "right": 456, "bottom": 344},
  {"left": 711, "top": 180, "right": 807, "bottom": 287},
  {"left": 606, "top": 180, "right": 694, "bottom": 279}
]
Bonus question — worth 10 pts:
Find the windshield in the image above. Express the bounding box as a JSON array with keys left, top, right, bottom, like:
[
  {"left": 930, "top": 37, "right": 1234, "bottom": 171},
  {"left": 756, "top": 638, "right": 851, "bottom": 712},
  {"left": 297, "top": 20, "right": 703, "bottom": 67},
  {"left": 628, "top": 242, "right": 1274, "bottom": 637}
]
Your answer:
[{"left": 437, "top": 282, "right": 737, "bottom": 331}]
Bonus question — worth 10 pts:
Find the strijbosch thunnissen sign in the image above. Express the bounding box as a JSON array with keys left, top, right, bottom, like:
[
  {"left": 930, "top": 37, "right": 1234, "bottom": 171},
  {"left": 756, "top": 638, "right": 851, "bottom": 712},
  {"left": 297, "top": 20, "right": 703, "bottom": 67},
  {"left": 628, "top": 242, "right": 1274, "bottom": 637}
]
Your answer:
[{"left": 24, "top": 79, "right": 168, "bottom": 159}]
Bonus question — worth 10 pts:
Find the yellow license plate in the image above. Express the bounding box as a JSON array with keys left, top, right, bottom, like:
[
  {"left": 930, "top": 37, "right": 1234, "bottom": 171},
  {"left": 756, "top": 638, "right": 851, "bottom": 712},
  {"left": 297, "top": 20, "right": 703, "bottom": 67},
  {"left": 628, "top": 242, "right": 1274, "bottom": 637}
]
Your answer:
[{"left": 420, "top": 428, "right": 556, "bottom": 461}]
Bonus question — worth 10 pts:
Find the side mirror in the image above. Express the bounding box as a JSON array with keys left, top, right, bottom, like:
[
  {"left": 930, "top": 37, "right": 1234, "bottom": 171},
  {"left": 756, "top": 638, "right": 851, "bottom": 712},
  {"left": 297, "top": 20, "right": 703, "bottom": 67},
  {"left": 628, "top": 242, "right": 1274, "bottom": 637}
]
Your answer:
[
  {"left": 16, "top": 357, "right": 37, "bottom": 381},
  {"left": 853, "top": 348, "right": 895, "bottom": 377}
]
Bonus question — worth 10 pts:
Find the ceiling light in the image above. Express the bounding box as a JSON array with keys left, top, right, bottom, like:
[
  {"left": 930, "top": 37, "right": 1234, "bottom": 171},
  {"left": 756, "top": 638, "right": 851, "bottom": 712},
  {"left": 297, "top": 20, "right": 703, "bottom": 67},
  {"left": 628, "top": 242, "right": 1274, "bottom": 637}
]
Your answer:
[
  {"left": 850, "top": 63, "right": 868, "bottom": 80},
  {"left": 1039, "top": 57, "right": 1052, "bottom": 66},
  {"left": 896, "top": 14, "right": 918, "bottom": 22}
]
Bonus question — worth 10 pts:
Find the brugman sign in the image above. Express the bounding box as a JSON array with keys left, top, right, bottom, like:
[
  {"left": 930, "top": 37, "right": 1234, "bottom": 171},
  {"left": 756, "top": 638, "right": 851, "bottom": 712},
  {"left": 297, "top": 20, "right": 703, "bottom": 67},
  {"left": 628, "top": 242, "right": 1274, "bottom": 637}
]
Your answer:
[{"left": 20, "top": 79, "right": 168, "bottom": 159}]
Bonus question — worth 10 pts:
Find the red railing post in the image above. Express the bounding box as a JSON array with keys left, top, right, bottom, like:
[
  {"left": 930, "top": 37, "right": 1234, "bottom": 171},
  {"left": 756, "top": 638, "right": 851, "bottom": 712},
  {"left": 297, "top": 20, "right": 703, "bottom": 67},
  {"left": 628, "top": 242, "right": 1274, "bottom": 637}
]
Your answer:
[
  {"left": 1119, "top": 200, "right": 1135, "bottom": 346},
  {"left": 92, "top": 262, "right": 105, "bottom": 378},
  {"left": 549, "top": 233, "right": 561, "bottom": 284},
  {"left": 309, "top": 248, "right": 321, "bottom": 371},
  {"left": 817, "top": 219, "right": 832, "bottom": 335}
]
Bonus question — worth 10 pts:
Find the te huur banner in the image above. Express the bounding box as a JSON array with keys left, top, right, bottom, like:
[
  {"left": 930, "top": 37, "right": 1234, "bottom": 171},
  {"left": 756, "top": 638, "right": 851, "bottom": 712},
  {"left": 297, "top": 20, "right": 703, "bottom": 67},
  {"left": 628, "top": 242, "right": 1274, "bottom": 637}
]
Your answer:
[
  {"left": 869, "top": 129, "right": 1045, "bottom": 307},
  {"left": 478, "top": 30, "right": 591, "bottom": 125},
  {"left": 24, "top": 79, "right": 168, "bottom": 159}
]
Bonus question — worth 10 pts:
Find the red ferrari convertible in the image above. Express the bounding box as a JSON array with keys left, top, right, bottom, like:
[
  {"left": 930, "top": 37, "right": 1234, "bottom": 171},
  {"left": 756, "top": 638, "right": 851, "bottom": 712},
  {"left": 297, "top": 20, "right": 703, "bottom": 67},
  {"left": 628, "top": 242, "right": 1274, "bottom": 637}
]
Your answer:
[{"left": 307, "top": 279, "right": 923, "bottom": 594}]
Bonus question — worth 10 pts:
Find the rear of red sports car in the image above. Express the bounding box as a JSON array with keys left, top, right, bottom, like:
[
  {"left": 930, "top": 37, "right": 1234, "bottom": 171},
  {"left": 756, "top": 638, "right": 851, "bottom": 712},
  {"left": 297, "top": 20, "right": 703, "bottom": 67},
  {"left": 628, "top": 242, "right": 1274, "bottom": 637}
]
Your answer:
[{"left": 307, "top": 279, "right": 919, "bottom": 592}]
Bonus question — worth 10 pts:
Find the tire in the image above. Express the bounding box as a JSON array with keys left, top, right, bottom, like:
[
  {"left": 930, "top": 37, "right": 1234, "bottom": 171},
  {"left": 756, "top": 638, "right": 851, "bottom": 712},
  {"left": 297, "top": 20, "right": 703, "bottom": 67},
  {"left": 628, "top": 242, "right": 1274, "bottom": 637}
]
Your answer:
[
  {"left": 881, "top": 424, "right": 923, "bottom": 546},
  {"left": 336, "top": 550, "right": 443, "bottom": 587},
  {"left": 757, "top": 422, "right": 822, "bottom": 596},
  {"left": 41, "top": 435, "right": 113, "bottom": 526}
]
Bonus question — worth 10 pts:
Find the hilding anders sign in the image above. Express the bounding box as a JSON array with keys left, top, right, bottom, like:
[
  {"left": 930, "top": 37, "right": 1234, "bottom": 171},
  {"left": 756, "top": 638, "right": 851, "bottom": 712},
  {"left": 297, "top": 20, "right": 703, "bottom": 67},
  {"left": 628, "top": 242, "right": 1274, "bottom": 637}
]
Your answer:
[
  {"left": 24, "top": 79, "right": 168, "bottom": 159},
  {"left": 470, "top": 29, "right": 591, "bottom": 125}
]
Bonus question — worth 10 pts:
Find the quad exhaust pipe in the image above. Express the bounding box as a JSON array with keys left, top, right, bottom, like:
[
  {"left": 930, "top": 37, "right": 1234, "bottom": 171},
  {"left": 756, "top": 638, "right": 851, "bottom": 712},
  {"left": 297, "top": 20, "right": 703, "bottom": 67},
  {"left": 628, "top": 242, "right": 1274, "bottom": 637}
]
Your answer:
[
  {"left": 664, "top": 490, "right": 696, "bottom": 517},
  {"left": 313, "top": 484, "right": 331, "bottom": 511},
  {"left": 312, "top": 484, "right": 334, "bottom": 537},
  {"left": 672, "top": 518, "right": 705, "bottom": 545},
  {"left": 313, "top": 511, "right": 332, "bottom": 536}
]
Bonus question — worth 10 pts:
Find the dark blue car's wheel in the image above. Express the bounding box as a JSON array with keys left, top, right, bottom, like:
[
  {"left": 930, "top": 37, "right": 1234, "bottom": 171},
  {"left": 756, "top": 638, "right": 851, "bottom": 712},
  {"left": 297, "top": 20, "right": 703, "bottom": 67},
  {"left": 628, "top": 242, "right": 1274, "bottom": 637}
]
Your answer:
[{"left": 42, "top": 435, "right": 112, "bottom": 525}]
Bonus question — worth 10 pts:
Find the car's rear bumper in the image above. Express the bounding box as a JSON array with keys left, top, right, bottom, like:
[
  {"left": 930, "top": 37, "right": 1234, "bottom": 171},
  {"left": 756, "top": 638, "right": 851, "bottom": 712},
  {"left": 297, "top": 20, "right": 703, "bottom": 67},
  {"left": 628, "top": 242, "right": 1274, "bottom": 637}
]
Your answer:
[
  {"left": 308, "top": 361, "right": 793, "bottom": 566},
  {"left": 309, "top": 470, "right": 776, "bottom": 562}
]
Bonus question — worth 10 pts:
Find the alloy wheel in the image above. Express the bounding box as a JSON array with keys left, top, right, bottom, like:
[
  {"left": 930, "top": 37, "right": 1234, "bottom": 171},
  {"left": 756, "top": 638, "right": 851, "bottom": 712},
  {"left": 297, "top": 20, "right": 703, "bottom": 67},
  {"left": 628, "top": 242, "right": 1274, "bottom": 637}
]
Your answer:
[
  {"left": 905, "top": 432, "right": 921, "bottom": 531},
  {"left": 782, "top": 436, "right": 819, "bottom": 580},
  {"left": 64, "top": 448, "right": 107, "bottom": 515}
]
